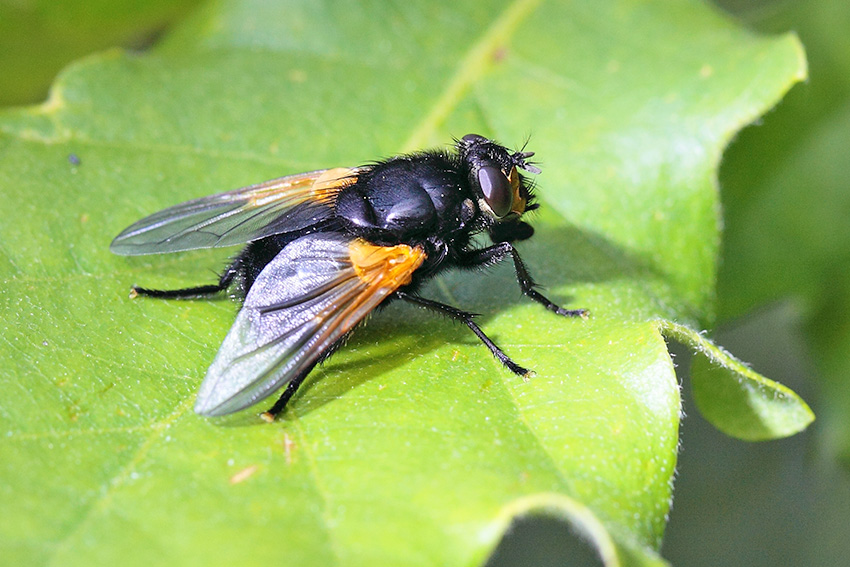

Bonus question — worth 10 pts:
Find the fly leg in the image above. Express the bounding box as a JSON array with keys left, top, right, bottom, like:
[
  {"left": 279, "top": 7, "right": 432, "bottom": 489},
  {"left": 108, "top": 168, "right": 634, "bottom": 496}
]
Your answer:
[
  {"left": 130, "top": 264, "right": 239, "bottom": 299},
  {"left": 260, "top": 334, "right": 350, "bottom": 421},
  {"left": 129, "top": 249, "right": 253, "bottom": 299},
  {"left": 260, "top": 368, "right": 313, "bottom": 422},
  {"left": 457, "top": 242, "right": 589, "bottom": 318},
  {"left": 396, "top": 291, "right": 530, "bottom": 376}
]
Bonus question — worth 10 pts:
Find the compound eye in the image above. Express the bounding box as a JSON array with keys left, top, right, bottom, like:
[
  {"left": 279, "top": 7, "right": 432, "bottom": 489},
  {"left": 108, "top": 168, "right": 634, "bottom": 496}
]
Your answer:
[{"left": 478, "top": 165, "right": 513, "bottom": 218}]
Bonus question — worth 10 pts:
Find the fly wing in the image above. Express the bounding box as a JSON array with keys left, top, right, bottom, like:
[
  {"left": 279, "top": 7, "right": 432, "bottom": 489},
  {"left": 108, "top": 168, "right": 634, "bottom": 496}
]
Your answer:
[
  {"left": 193, "top": 232, "right": 427, "bottom": 417},
  {"left": 110, "top": 168, "right": 359, "bottom": 255}
]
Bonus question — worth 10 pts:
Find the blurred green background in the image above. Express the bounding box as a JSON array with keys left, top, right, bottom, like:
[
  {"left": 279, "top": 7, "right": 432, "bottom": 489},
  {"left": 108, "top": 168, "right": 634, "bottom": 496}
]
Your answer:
[{"left": 1, "top": 0, "right": 847, "bottom": 564}]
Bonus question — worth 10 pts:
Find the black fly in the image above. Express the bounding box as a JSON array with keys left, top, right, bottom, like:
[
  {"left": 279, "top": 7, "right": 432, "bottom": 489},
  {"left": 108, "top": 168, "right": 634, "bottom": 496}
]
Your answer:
[{"left": 111, "top": 134, "right": 588, "bottom": 420}]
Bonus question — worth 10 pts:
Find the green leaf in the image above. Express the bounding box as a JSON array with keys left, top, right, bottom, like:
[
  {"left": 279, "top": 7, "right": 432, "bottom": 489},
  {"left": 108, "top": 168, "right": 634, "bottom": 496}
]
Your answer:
[
  {"left": 662, "top": 2, "right": 850, "bottom": 564},
  {"left": 715, "top": 0, "right": 850, "bottom": 462},
  {"left": 0, "top": 0, "right": 809, "bottom": 565},
  {"left": 659, "top": 320, "right": 814, "bottom": 441},
  {"left": 0, "top": 0, "right": 204, "bottom": 106}
]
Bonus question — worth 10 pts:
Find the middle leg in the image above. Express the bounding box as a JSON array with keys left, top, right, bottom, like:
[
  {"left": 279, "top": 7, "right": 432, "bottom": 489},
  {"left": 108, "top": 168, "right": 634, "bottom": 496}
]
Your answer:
[{"left": 396, "top": 291, "right": 530, "bottom": 376}]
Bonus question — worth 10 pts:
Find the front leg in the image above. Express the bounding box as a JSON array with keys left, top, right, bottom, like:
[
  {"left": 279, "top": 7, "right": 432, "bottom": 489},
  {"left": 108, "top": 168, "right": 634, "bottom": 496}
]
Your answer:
[{"left": 457, "top": 242, "right": 589, "bottom": 318}]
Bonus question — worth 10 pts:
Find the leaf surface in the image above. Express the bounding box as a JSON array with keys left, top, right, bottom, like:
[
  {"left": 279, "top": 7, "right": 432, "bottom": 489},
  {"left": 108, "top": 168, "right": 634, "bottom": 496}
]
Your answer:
[{"left": 0, "top": 1, "right": 810, "bottom": 565}]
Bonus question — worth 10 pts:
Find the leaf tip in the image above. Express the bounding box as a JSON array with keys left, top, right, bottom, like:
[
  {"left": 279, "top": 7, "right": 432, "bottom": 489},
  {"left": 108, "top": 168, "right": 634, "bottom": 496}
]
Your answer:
[{"left": 657, "top": 319, "right": 814, "bottom": 440}]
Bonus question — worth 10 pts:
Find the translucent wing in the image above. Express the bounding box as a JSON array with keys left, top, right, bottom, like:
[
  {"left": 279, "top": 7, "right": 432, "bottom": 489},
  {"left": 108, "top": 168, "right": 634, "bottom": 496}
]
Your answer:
[
  {"left": 110, "top": 168, "right": 359, "bottom": 255},
  {"left": 193, "top": 232, "right": 427, "bottom": 417}
]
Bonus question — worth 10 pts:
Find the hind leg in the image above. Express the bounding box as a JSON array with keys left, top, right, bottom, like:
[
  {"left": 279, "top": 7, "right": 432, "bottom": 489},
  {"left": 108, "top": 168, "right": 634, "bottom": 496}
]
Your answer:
[{"left": 131, "top": 261, "right": 242, "bottom": 299}]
